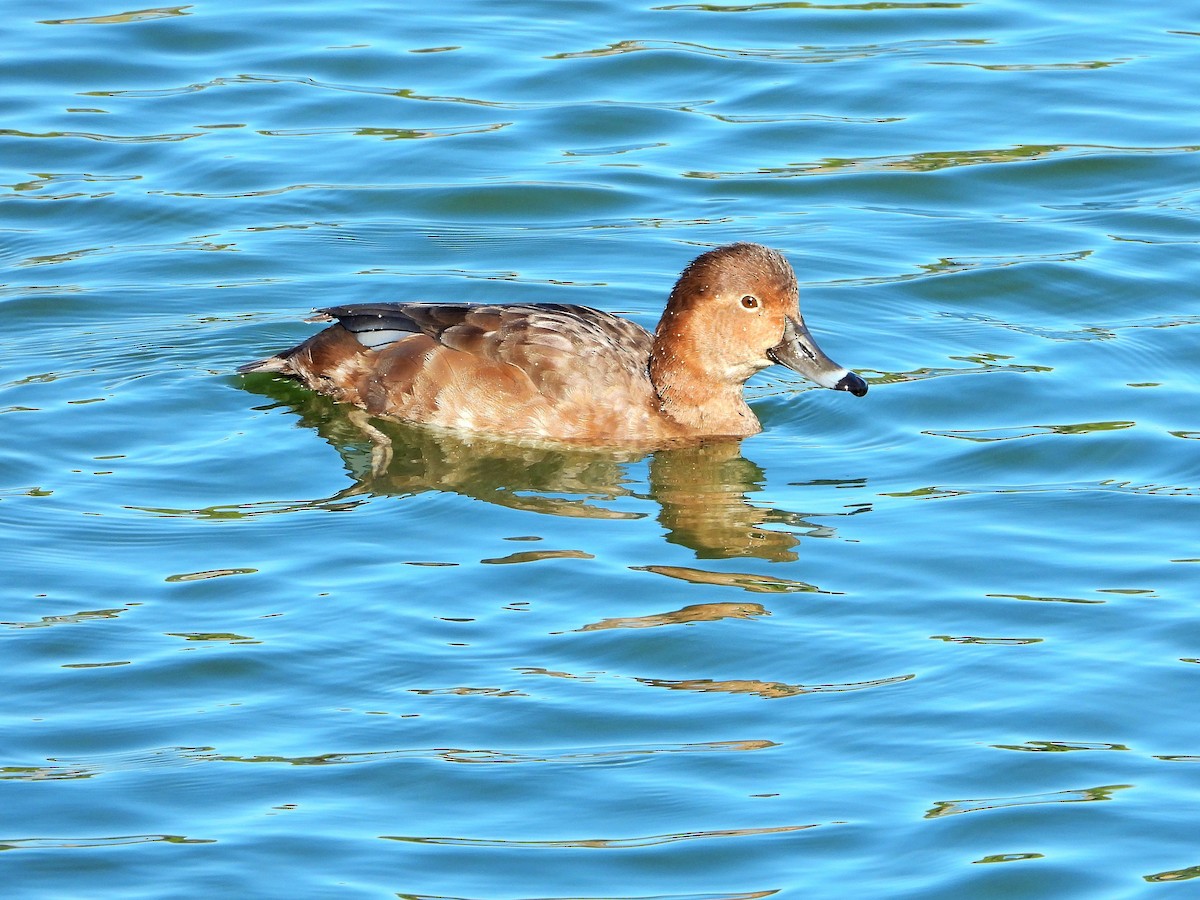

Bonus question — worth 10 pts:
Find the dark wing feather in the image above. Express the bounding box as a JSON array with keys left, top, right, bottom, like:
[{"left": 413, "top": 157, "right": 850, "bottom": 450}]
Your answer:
[{"left": 311, "top": 303, "right": 434, "bottom": 350}]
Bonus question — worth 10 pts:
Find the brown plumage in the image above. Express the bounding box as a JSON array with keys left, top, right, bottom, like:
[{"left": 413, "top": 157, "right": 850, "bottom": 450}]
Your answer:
[{"left": 239, "top": 242, "right": 867, "bottom": 445}]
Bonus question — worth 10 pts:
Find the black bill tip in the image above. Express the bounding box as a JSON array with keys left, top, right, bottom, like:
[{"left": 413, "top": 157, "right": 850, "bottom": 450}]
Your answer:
[{"left": 836, "top": 372, "right": 869, "bottom": 397}]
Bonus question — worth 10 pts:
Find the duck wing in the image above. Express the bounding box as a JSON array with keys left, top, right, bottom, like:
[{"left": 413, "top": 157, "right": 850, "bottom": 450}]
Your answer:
[{"left": 316, "top": 302, "right": 653, "bottom": 385}]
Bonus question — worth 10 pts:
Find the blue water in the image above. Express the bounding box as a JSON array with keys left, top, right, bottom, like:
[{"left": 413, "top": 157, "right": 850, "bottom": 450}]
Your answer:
[{"left": 3, "top": 1, "right": 1199, "bottom": 897}]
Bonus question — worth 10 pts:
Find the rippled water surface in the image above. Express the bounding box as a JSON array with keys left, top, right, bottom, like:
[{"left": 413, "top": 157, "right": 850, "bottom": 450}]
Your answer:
[{"left": 4, "top": 1, "right": 1200, "bottom": 897}]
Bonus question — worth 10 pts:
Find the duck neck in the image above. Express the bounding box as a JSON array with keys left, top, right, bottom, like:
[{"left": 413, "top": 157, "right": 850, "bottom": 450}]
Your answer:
[{"left": 649, "top": 324, "right": 761, "bottom": 437}]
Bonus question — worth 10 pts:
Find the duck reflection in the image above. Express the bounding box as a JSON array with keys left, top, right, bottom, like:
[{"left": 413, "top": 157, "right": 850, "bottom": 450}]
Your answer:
[{"left": 244, "top": 376, "right": 835, "bottom": 561}]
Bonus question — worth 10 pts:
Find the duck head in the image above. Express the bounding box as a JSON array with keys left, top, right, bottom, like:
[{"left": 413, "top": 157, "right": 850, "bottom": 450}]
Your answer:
[{"left": 650, "top": 243, "right": 868, "bottom": 420}]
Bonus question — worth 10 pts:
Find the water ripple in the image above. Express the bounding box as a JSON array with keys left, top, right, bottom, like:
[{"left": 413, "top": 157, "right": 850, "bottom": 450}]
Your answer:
[
  {"left": 931, "top": 58, "right": 1133, "bottom": 71},
  {"left": 869, "top": 353, "right": 1052, "bottom": 386},
  {"left": 931, "top": 635, "right": 1042, "bottom": 645},
  {"left": 992, "top": 741, "right": 1130, "bottom": 753},
  {"left": 687, "top": 143, "right": 1200, "bottom": 179},
  {"left": 1146, "top": 865, "right": 1200, "bottom": 884},
  {"left": 254, "top": 123, "right": 511, "bottom": 140},
  {"left": 2, "top": 606, "right": 131, "bottom": 629},
  {"left": 84, "top": 72, "right": 701, "bottom": 113},
  {"left": 0, "top": 740, "right": 779, "bottom": 781},
  {"left": 922, "top": 421, "right": 1136, "bottom": 443},
  {"left": 0, "top": 834, "right": 214, "bottom": 850},
  {"left": 575, "top": 601, "right": 770, "bottom": 631},
  {"left": 635, "top": 672, "right": 914, "bottom": 698},
  {"left": 380, "top": 823, "right": 817, "bottom": 849},
  {"left": 398, "top": 892, "right": 777, "bottom": 900},
  {"left": 550, "top": 37, "right": 981, "bottom": 63},
  {"left": 0, "top": 128, "right": 202, "bottom": 143},
  {"left": 481, "top": 549, "right": 595, "bottom": 564},
  {"left": 39, "top": 7, "right": 193, "bottom": 26},
  {"left": 926, "top": 784, "right": 1131, "bottom": 819},
  {"left": 633, "top": 565, "right": 835, "bottom": 594},
  {"left": 884, "top": 478, "right": 1200, "bottom": 502},
  {"left": 1, "top": 172, "right": 143, "bottom": 201},
  {"left": 825, "top": 250, "right": 1094, "bottom": 289},
  {"left": 655, "top": 2, "right": 969, "bottom": 11}
]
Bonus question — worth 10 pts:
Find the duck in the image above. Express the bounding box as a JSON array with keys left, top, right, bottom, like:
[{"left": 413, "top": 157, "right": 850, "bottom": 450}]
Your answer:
[{"left": 239, "top": 242, "right": 867, "bottom": 445}]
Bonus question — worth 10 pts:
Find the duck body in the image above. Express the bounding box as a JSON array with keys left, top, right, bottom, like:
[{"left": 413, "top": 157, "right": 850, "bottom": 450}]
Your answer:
[{"left": 240, "top": 243, "right": 867, "bottom": 445}]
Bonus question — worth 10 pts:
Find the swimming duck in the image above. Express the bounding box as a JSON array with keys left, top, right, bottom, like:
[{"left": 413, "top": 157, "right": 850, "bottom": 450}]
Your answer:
[{"left": 239, "top": 242, "right": 867, "bottom": 445}]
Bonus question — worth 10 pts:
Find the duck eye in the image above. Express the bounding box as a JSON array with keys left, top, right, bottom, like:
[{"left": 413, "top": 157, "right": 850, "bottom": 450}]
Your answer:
[{"left": 740, "top": 294, "right": 759, "bottom": 310}]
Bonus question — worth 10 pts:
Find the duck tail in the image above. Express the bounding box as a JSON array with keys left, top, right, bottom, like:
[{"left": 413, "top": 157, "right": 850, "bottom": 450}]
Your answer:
[{"left": 237, "top": 354, "right": 292, "bottom": 375}]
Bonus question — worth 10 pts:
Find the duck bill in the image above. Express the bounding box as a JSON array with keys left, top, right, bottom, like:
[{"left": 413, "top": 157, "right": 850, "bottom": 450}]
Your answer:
[{"left": 768, "top": 317, "right": 868, "bottom": 397}]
